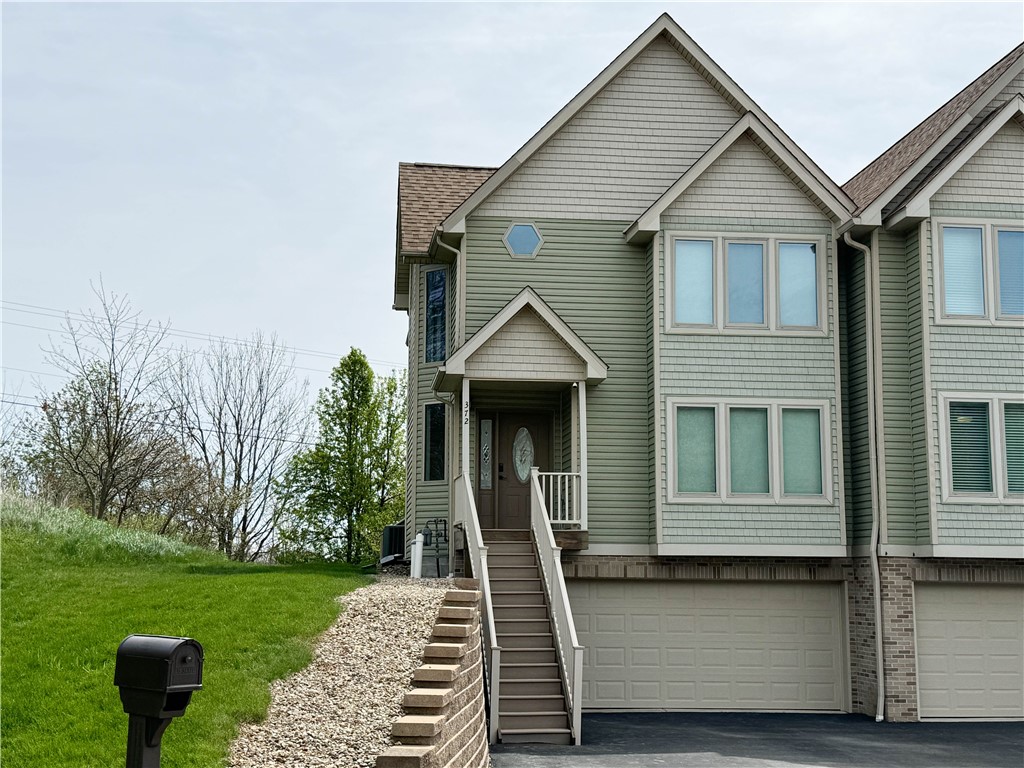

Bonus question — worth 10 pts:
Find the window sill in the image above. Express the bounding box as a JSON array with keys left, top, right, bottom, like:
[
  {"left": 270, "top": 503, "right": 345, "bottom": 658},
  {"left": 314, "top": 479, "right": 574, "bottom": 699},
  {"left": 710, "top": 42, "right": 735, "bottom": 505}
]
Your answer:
[
  {"left": 667, "top": 495, "right": 834, "bottom": 507},
  {"left": 664, "top": 326, "right": 827, "bottom": 338}
]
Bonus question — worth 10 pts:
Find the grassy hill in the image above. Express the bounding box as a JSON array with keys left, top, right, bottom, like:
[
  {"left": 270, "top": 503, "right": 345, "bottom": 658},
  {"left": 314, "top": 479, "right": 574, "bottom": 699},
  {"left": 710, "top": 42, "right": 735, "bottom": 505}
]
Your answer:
[{"left": 1, "top": 496, "right": 369, "bottom": 767}]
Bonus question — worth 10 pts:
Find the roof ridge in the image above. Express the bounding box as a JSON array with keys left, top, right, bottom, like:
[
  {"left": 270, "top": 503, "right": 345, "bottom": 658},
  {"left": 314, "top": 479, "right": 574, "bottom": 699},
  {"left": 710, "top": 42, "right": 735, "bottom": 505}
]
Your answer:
[
  {"left": 398, "top": 161, "right": 499, "bottom": 171},
  {"left": 843, "top": 41, "right": 1024, "bottom": 204}
]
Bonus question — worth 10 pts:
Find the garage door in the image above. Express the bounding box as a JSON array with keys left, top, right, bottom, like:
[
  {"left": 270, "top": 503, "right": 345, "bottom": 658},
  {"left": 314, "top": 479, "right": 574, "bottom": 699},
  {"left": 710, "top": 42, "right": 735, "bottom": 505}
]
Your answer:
[
  {"left": 915, "top": 584, "right": 1023, "bottom": 719},
  {"left": 567, "top": 580, "right": 845, "bottom": 711}
]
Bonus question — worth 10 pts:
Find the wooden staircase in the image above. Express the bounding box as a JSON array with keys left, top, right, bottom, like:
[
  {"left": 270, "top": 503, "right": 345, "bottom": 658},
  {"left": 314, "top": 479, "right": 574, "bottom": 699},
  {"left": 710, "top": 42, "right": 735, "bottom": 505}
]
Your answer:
[{"left": 482, "top": 529, "right": 572, "bottom": 745}]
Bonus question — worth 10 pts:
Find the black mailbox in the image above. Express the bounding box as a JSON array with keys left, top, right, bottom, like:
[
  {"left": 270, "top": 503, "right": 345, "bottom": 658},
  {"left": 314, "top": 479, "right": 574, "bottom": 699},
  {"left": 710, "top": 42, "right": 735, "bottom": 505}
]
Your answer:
[{"left": 114, "top": 635, "right": 203, "bottom": 768}]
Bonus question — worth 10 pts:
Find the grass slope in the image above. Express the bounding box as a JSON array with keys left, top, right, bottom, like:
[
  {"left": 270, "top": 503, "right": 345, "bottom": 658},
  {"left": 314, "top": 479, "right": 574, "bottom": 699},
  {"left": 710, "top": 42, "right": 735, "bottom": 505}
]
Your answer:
[{"left": 1, "top": 497, "right": 370, "bottom": 767}]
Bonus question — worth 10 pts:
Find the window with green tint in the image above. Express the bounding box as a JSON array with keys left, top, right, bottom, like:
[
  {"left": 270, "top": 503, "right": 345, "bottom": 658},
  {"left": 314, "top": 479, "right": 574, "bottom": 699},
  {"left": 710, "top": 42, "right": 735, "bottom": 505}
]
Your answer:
[
  {"left": 729, "top": 408, "right": 769, "bottom": 494},
  {"left": 949, "top": 401, "right": 992, "bottom": 493},
  {"left": 677, "top": 407, "right": 716, "bottom": 493},
  {"left": 727, "top": 242, "right": 765, "bottom": 324},
  {"left": 425, "top": 269, "right": 447, "bottom": 363},
  {"left": 424, "top": 403, "right": 445, "bottom": 482},
  {"left": 782, "top": 409, "right": 822, "bottom": 495},
  {"left": 1005, "top": 403, "right": 1024, "bottom": 495},
  {"left": 675, "top": 240, "right": 714, "bottom": 325},
  {"left": 942, "top": 227, "right": 985, "bottom": 316},
  {"left": 778, "top": 242, "right": 818, "bottom": 327},
  {"left": 997, "top": 229, "right": 1024, "bottom": 317}
]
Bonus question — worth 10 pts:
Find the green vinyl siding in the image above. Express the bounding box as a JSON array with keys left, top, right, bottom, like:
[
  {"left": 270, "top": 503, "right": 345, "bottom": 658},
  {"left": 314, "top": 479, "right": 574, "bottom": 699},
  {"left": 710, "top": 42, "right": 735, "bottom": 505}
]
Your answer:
[
  {"left": 840, "top": 252, "right": 873, "bottom": 545},
  {"left": 877, "top": 230, "right": 919, "bottom": 544},
  {"left": 905, "top": 228, "right": 931, "bottom": 541},
  {"left": 465, "top": 217, "right": 649, "bottom": 545}
]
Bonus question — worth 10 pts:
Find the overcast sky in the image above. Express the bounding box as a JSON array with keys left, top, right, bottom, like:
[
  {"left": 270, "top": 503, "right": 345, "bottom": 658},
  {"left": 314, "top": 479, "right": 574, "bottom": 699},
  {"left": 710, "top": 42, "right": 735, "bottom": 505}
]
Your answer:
[{"left": 3, "top": 2, "right": 1022, "bottom": 408}]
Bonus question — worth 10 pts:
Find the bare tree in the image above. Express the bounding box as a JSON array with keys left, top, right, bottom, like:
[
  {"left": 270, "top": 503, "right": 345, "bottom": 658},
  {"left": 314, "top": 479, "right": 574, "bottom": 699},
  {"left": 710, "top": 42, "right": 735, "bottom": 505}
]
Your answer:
[
  {"left": 27, "top": 285, "right": 179, "bottom": 522},
  {"left": 167, "top": 333, "right": 308, "bottom": 561}
]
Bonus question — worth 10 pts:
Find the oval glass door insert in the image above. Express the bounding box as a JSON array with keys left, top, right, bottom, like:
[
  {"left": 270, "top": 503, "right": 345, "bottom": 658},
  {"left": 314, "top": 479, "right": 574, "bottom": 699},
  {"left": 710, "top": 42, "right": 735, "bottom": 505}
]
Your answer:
[{"left": 512, "top": 427, "right": 535, "bottom": 482}]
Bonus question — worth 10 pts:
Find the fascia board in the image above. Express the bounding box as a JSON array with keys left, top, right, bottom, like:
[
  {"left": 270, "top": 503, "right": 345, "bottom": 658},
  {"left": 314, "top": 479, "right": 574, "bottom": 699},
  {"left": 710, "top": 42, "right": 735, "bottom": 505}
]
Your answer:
[
  {"left": 888, "top": 94, "right": 1024, "bottom": 224},
  {"left": 445, "top": 287, "right": 608, "bottom": 380},
  {"left": 856, "top": 57, "right": 1024, "bottom": 221}
]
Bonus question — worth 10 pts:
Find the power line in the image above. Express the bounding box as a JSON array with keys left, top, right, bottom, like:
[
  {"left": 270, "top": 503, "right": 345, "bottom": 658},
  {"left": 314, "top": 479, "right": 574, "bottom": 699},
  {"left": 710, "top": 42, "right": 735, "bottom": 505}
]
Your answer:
[{"left": 1, "top": 301, "right": 407, "bottom": 370}]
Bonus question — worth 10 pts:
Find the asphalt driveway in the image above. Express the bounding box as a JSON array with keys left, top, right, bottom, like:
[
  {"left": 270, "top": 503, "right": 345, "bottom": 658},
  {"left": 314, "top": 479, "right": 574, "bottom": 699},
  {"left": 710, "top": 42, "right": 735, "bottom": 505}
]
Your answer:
[{"left": 489, "top": 712, "right": 1024, "bottom": 768}]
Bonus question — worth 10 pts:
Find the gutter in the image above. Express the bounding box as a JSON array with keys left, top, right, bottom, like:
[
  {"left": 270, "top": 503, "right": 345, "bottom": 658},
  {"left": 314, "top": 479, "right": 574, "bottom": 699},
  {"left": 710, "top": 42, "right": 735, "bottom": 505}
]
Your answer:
[{"left": 843, "top": 231, "right": 886, "bottom": 723}]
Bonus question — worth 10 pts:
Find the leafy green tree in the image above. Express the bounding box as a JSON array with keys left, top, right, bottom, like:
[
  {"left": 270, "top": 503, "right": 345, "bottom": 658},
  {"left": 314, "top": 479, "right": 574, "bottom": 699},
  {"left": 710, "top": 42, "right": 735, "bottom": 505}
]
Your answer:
[{"left": 276, "top": 349, "right": 405, "bottom": 564}]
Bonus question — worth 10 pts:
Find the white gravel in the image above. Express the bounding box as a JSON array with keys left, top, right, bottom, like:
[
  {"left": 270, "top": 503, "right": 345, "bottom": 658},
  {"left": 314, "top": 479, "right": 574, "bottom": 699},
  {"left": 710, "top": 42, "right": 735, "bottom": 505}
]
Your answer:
[{"left": 229, "top": 575, "right": 452, "bottom": 768}]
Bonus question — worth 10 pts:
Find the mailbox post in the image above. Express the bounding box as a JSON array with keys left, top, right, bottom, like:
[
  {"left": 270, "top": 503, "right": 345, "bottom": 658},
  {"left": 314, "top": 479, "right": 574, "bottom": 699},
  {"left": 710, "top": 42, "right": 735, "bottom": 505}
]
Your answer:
[{"left": 114, "top": 635, "right": 204, "bottom": 768}]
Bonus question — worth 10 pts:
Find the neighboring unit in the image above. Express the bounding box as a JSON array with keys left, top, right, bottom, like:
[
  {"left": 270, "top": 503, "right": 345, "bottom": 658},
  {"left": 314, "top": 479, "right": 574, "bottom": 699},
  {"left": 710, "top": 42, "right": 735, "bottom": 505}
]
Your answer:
[{"left": 391, "top": 13, "right": 1024, "bottom": 743}]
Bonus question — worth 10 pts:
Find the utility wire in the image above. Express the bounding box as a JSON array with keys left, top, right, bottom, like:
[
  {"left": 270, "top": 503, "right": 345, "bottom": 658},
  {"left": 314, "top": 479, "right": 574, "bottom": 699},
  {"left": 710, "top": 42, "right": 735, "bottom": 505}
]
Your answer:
[{"left": 2, "top": 301, "right": 407, "bottom": 370}]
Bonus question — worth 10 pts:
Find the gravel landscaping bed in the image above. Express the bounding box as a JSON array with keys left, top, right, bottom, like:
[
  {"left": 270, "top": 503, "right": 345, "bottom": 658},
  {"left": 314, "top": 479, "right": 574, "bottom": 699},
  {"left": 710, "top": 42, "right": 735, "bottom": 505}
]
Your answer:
[{"left": 229, "top": 575, "right": 451, "bottom": 768}]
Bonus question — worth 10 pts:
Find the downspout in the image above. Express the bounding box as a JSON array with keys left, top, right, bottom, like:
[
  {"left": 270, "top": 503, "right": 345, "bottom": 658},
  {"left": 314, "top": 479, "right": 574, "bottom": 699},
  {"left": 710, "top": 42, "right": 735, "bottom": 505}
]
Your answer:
[{"left": 843, "top": 231, "right": 885, "bottom": 723}]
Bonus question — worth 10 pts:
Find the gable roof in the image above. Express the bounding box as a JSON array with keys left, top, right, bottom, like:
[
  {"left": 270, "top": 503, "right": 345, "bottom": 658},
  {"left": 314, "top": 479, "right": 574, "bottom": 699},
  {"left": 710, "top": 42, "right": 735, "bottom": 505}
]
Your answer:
[
  {"left": 626, "top": 112, "right": 852, "bottom": 243},
  {"left": 433, "top": 287, "right": 608, "bottom": 392},
  {"left": 843, "top": 42, "right": 1024, "bottom": 218},
  {"left": 397, "top": 163, "right": 496, "bottom": 256},
  {"left": 440, "top": 12, "right": 852, "bottom": 234}
]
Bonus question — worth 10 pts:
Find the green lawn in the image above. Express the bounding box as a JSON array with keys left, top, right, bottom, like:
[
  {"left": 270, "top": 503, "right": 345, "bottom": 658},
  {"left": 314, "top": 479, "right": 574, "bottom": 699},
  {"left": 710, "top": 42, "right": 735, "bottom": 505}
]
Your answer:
[{"left": 1, "top": 497, "right": 370, "bottom": 767}]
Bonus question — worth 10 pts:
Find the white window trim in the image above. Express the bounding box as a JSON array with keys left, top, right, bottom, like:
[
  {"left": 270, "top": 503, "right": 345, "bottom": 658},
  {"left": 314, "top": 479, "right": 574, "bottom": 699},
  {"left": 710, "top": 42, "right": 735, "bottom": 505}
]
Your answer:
[
  {"left": 667, "top": 396, "right": 833, "bottom": 506},
  {"left": 937, "top": 391, "right": 1024, "bottom": 504},
  {"left": 932, "top": 218, "right": 1024, "bottom": 326},
  {"left": 666, "top": 231, "right": 827, "bottom": 337}
]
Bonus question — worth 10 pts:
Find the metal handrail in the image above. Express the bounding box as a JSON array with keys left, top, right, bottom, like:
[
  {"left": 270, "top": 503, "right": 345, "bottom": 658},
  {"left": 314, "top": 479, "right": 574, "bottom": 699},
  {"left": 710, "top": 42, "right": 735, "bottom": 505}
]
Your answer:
[
  {"left": 530, "top": 467, "right": 584, "bottom": 745},
  {"left": 454, "top": 473, "right": 501, "bottom": 744}
]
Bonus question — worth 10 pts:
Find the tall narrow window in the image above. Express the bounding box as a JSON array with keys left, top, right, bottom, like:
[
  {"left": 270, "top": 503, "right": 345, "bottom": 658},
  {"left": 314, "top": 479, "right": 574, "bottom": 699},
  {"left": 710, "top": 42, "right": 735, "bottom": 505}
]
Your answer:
[
  {"left": 675, "top": 239, "right": 714, "bottom": 325},
  {"left": 996, "top": 229, "right": 1024, "bottom": 317},
  {"left": 778, "top": 242, "right": 818, "bottom": 327},
  {"left": 727, "top": 242, "right": 765, "bottom": 325},
  {"left": 729, "top": 407, "right": 770, "bottom": 494},
  {"left": 949, "top": 401, "right": 992, "bottom": 493},
  {"left": 1005, "top": 403, "right": 1024, "bottom": 495},
  {"left": 424, "top": 403, "right": 445, "bottom": 482},
  {"left": 677, "top": 407, "right": 716, "bottom": 493},
  {"left": 425, "top": 269, "right": 446, "bottom": 363},
  {"left": 782, "top": 408, "right": 823, "bottom": 495},
  {"left": 942, "top": 226, "right": 985, "bottom": 316}
]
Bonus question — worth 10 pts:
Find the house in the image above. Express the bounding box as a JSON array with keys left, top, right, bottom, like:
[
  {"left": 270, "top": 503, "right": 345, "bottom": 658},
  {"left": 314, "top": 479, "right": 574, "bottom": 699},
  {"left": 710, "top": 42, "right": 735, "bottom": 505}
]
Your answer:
[{"left": 392, "top": 13, "right": 1024, "bottom": 744}]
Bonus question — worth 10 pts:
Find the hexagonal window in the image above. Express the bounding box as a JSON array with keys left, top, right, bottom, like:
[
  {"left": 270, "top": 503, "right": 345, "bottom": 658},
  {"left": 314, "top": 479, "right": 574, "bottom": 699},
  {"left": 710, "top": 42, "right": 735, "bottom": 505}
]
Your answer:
[{"left": 503, "top": 223, "right": 544, "bottom": 259}]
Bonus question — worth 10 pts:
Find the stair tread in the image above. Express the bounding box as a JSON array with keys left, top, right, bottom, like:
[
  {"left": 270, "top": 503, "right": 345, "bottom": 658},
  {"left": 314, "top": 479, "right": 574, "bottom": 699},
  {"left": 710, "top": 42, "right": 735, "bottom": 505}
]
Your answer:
[
  {"left": 500, "top": 694, "right": 565, "bottom": 700},
  {"left": 500, "top": 728, "right": 571, "bottom": 734},
  {"left": 500, "top": 662, "right": 559, "bottom": 667}
]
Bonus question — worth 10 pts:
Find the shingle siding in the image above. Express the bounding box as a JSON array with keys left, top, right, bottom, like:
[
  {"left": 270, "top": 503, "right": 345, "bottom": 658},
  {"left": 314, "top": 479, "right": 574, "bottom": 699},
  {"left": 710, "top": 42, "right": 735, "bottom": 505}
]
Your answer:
[
  {"left": 463, "top": 307, "right": 587, "bottom": 381},
  {"left": 476, "top": 36, "right": 740, "bottom": 221},
  {"left": 930, "top": 121, "right": 1024, "bottom": 219},
  {"left": 655, "top": 138, "right": 842, "bottom": 546},
  {"left": 465, "top": 217, "right": 650, "bottom": 545}
]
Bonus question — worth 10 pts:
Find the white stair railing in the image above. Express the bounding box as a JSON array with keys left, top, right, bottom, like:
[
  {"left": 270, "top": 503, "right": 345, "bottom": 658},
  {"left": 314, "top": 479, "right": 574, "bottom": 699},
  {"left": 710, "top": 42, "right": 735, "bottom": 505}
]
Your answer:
[
  {"left": 529, "top": 467, "right": 584, "bottom": 745},
  {"left": 537, "top": 471, "right": 582, "bottom": 528},
  {"left": 454, "top": 473, "right": 501, "bottom": 744}
]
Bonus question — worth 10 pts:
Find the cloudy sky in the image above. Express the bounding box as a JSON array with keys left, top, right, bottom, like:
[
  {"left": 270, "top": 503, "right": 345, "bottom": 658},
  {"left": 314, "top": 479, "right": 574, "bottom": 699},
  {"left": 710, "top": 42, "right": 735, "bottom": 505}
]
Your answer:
[{"left": 3, "top": 2, "right": 1022, "bottom": 407}]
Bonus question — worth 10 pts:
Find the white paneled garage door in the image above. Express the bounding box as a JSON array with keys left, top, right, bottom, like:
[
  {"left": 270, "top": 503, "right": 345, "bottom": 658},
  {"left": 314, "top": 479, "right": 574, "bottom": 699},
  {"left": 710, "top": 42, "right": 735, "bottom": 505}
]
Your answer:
[
  {"left": 915, "top": 584, "right": 1024, "bottom": 719},
  {"left": 566, "top": 580, "right": 845, "bottom": 711}
]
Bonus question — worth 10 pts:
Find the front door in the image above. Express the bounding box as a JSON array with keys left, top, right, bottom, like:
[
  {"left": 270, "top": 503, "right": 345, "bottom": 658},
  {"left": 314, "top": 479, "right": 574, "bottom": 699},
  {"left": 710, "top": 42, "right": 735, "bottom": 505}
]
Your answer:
[{"left": 477, "top": 411, "right": 551, "bottom": 530}]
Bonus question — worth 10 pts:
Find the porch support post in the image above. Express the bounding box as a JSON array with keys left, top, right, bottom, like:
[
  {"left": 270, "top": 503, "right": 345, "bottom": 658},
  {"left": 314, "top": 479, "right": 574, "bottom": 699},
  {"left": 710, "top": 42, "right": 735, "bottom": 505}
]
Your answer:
[
  {"left": 577, "top": 380, "right": 588, "bottom": 530},
  {"left": 571, "top": 384, "right": 579, "bottom": 474},
  {"left": 461, "top": 378, "right": 470, "bottom": 477}
]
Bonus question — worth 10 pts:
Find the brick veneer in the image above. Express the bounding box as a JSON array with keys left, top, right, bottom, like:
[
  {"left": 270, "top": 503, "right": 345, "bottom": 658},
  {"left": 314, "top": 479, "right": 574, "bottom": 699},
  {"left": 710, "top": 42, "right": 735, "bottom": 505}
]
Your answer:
[
  {"left": 376, "top": 579, "right": 489, "bottom": 768},
  {"left": 559, "top": 552, "right": 1023, "bottom": 723}
]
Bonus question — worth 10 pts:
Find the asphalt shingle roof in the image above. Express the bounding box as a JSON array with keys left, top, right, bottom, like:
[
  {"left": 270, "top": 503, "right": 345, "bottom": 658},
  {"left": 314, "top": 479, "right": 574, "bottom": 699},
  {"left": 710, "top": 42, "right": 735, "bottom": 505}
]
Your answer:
[
  {"left": 397, "top": 163, "right": 496, "bottom": 255},
  {"left": 843, "top": 43, "right": 1024, "bottom": 212}
]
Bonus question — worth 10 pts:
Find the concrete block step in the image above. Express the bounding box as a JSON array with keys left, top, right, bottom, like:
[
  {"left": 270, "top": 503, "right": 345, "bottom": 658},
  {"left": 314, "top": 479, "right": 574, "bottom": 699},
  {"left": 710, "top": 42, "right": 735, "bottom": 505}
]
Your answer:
[
  {"left": 500, "top": 728, "right": 572, "bottom": 746},
  {"left": 431, "top": 623, "right": 472, "bottom": 639},
  {"left": 437, "top": 605, "right": 476, "bottom": 621},
  {"left": 495, "top": 632, "right": 553, "bottom": 649},
  {"left": 499, "top": 694, "right": 567, "bottom": 713},
  {"left": 500, "top": 678, "right": 564, "bottom": 696},
  {"left": 499, "top": 662, "right": 560, "bottom": 680},
  {"left": 498, "top": 711, "right": 570, "bottom": 731},
  {"left": 494, "top": 619, "right": 551, "bottom": 634},
  {"left": 491, "top": 591, "right": 545, "bottom": 606}
]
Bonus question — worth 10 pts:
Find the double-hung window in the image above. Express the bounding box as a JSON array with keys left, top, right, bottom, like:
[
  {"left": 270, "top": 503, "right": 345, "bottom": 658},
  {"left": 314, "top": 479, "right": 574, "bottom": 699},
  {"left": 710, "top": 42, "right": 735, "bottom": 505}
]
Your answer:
[
  {"left": 939, "top": 393, "right": 1023, "bottom": 502},
  {"left": 671, "top": 234, "right": 823, "bottom": 333},
  {"left": 937, "top": 221, "right": 1023, "bottom": 323},
  {"left": 671, "top": 398, "right": 831, "bottom": 504}
]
